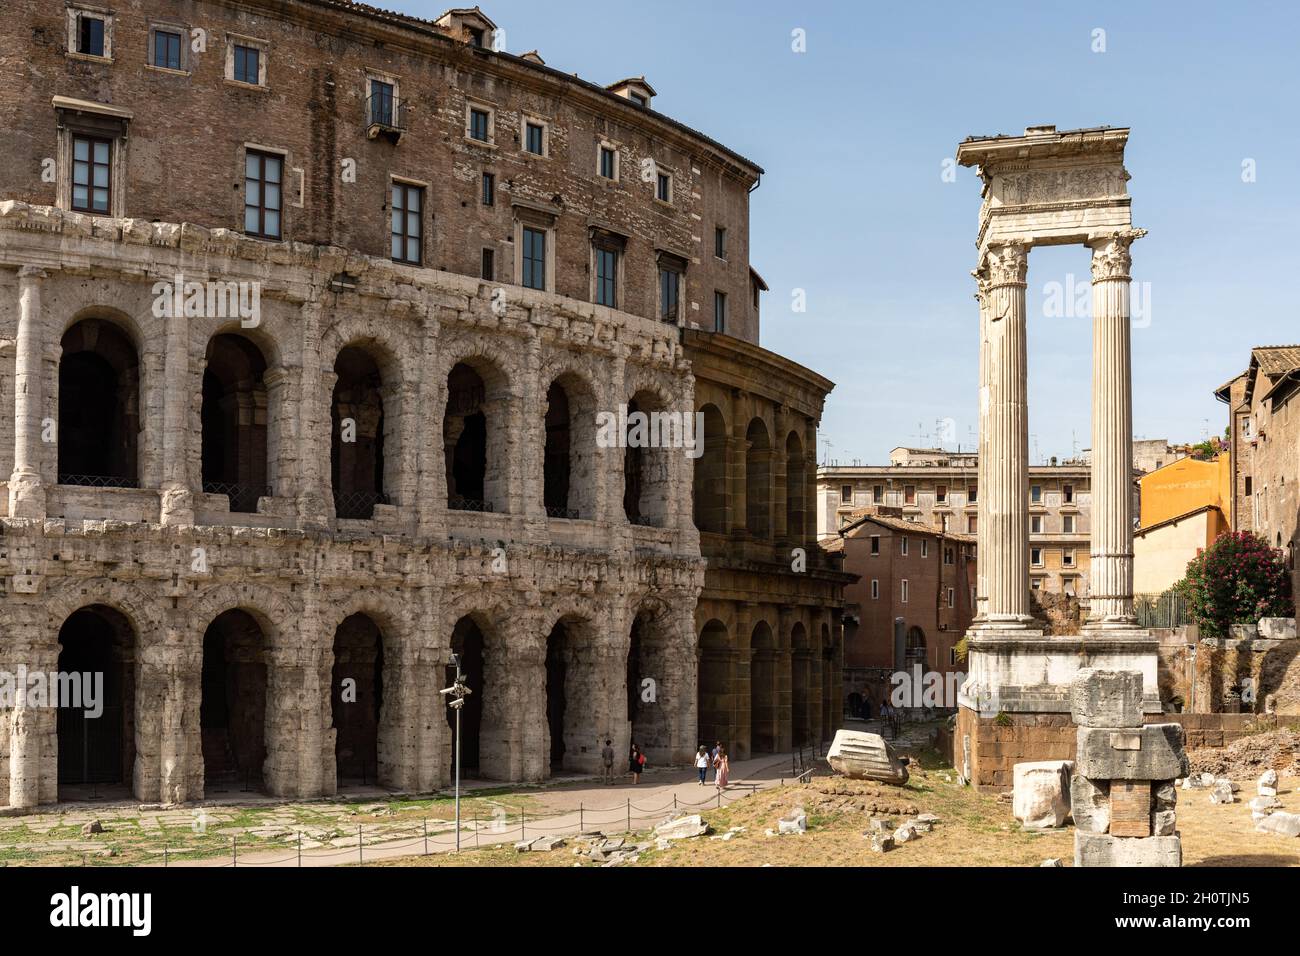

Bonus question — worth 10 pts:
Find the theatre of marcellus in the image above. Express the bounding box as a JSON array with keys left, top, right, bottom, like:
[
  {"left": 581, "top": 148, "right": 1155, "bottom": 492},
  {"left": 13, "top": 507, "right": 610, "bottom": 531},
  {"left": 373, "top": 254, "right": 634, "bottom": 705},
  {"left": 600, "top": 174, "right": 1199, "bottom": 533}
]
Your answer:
[{"left": 0, "top": 1, "right": 849, "bottom": 809}]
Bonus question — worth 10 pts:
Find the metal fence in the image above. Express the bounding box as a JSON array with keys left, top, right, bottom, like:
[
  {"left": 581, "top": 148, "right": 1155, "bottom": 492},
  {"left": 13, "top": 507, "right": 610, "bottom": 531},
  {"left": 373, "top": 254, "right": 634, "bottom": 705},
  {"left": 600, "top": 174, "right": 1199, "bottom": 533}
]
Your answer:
[{"left": 1133, "top": 591, "right": 1190, "bottom": 629}]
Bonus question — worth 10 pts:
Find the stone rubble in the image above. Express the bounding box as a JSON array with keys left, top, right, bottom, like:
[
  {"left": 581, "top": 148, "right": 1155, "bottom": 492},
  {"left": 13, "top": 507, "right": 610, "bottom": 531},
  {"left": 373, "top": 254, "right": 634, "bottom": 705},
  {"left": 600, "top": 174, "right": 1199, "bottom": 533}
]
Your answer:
[
  {"left": 826, "top": 730, "right": 910, "bottom": 785},
  {"left": 1012, "top": 760, "right": 1073, "bottom": 829}
]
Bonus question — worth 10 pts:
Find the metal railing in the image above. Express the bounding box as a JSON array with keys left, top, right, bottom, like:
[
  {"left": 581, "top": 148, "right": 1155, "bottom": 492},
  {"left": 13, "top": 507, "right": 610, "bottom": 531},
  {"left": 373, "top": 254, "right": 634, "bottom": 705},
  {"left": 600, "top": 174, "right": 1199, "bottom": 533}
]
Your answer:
[
  {"left": 202, "top": 481, "right": 268, "bottom": 514},
  {"left": 366, "top": 92, "right": 408, "bottom": 133},
  {"left": 334, "top": 490, "right": 390, "bottom": 520},
  {"left": 1134, "top": 590, "right": 1190, "bottom": 629},
  {"left": 58, "top": 474, "right": 138, "bottom": 489},
  {"left": 545, "top": 505, "right": 580, "bottom": 520},
  {"left": 448, "top": 496, "right": 493, "bottom": 513}
]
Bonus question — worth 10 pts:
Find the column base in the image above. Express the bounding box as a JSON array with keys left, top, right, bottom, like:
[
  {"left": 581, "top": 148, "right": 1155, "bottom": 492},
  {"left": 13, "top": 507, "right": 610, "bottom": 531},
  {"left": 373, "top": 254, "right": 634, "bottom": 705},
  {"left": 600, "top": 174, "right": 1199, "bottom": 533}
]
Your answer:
[
  {"left": 159, "top": 487, "right": 194, "bottom": 527},
  {"left": 7, "top": 471, "right": 45, "bottom": 520}
]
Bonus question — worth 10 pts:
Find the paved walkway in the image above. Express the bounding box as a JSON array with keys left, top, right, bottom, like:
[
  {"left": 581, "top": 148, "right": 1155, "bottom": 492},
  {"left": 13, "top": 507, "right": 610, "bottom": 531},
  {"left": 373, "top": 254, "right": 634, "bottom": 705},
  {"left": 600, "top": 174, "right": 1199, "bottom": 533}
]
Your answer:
[{"left": 164, "top": 747, "right": 825, "bottom": 867}]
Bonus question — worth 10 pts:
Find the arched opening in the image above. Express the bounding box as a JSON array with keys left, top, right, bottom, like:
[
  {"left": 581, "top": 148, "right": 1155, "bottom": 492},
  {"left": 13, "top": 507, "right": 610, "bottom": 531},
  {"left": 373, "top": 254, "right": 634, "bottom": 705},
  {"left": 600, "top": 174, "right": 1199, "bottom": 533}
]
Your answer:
[
  {"left": 445, "top": 362, "right": 503, "bottom": 512},
  {"left": 905, "top": 626, "right": 928, "bottom": 670},
  {"left": 331, "top": 613, "right": 384, "bottom": 785},
  {"left": 790, "top": 622, "right": 810, "bottom": 747},
  {"left": 331, "top": 347, "right": 387, "bottom": 519},
  {"left": 623, "top": 391, "right": 671, "bottom": 527},
  {"left": 202, "top": 334, "right": 269, "bottom": 513},
  {"left": 745, "top": 418, "right": 772, "bottom": 539},
  {"left": 58, "top": 319, "right": 140, "bottom": 487},
  {"left": 785, "top": 431, "right": 805, "bottom": 544},
  {"left": 201, "top": 609, "right": 268, "bottom": 793},
  {"left": 693, "top": 403, "right": 727, "bottom": 533},
  {"left": 543, "top": 382, "right": 571, "bottom": 518},
  {"left": 627, "top": 608, "right": 673, "bottom": 759},
  {"left": 749, "top": 621, "right": 777, "bottom": 754},
  {"left": 447, "top": 616, "right": 486, "bottom": 772},
  {"left": 56, "top": 605, "right": 136, "bottom": 797},
  {"left": 697, "top": 620, "right": 731, "bottom": 752},
  {"left": 542, "top": 374, "right": 598, "bottom": 520}
]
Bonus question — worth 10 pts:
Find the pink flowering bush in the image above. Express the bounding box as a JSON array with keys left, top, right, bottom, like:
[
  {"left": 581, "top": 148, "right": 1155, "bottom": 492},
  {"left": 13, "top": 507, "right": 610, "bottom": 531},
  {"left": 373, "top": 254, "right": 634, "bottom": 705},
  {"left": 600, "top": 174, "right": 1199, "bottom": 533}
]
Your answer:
[{"left": 1176, "top": 531, "right": 1293, "bottom": 637}]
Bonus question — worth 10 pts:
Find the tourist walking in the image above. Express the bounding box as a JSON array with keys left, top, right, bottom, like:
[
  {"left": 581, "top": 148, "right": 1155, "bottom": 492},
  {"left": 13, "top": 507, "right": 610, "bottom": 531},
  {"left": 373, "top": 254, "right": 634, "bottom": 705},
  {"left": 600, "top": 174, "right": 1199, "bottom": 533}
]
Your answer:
[
  {"left": 628, "top": 743, "right": 645, "bottom": 784},
  {"left": 709, "top": 740, "right": 722, "bottom": 783},
  {"left": 713, "top": 746, "right": 730, "bottom": 791},
  {"left": 601, "top": 738, "right": 615, "bottom": 785},
  {"left": 695, "top": 746, "right": 710, "bottom": 785}
]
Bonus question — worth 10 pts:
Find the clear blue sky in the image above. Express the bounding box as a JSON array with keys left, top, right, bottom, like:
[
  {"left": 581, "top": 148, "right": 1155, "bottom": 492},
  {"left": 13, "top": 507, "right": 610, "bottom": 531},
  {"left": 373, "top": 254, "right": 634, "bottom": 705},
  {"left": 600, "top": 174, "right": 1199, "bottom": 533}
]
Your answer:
[{"left": 396, "top": 0, "right": 1299, "bottom": 464}]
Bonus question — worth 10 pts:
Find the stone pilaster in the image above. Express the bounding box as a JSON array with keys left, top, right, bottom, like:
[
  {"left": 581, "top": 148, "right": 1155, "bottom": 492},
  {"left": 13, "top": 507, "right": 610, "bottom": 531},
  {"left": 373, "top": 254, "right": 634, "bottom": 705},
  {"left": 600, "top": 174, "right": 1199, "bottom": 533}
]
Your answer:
[
  {"left": 1086, "top": 230, "right": 1146, "bottom": 629},
  {"left": 296, "top": 301, "right": 329, "bottom": 530},
  {"left": 10, "top": 266, "right": 47, "bottom": 520},
  {"left": 980, "top": 242, "right": 1033, "bottom": 627},
  {"left": 159, "top": 304, "right": 193, "bottom": 525},
  {"left": 973, "top": 270, "right": 992, "bottom": 621}
]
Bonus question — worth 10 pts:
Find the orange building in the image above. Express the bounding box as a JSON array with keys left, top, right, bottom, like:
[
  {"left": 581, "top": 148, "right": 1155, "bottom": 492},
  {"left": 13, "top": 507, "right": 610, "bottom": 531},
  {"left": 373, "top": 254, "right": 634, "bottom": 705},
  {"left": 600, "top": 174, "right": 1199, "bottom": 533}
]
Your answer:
[{"left": 1133, "top": 454, "right": 1232, "bottom": 594}]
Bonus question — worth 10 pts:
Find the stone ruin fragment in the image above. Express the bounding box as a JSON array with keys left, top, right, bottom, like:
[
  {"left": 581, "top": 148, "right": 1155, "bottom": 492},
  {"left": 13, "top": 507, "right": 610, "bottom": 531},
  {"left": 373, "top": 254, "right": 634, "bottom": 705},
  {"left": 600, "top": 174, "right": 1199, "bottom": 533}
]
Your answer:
[
  {"left": 826, "top": 729, "right": 909, "bottom": 785},
  {"left": 1069, "top": 669, "right": 1188, "bottom": 867}
]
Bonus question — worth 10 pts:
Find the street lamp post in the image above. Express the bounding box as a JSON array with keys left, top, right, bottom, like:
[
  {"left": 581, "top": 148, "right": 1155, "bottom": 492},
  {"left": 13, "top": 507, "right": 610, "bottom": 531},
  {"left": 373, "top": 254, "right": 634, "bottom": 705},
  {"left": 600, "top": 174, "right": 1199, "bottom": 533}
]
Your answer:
[{"left": 441, "top": 653, "right": 472, "bottom": 853}]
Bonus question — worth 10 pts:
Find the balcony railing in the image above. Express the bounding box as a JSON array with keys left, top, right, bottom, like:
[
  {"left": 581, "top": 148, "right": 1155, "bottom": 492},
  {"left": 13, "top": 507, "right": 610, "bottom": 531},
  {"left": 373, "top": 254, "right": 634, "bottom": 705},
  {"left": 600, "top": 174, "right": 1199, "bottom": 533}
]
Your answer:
[
  {"left": 545, "top": 505, "right": 581, "bottom": 520},
  {"left": 58, "top": 474, "right": 138, "bottom": 489},
  {"left": 366, "top": 93, "right": 408, "bottom": 140},
  {"left": 334, "top": 490, "right": 390, "bottom": 520},
  {"left": 203, "top": 481, "right": 268, "bottom": 514}
]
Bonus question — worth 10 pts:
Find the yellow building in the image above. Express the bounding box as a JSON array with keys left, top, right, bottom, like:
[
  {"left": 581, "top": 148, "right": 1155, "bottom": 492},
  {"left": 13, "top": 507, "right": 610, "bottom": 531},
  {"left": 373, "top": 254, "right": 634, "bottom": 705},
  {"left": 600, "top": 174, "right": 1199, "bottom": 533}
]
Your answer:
[
  {"left": 1133, "top": 454, "right": 1232, "bottom": 594},
  {"left": 1139, "top": 454, "right": 1231, "bottom": 528}
]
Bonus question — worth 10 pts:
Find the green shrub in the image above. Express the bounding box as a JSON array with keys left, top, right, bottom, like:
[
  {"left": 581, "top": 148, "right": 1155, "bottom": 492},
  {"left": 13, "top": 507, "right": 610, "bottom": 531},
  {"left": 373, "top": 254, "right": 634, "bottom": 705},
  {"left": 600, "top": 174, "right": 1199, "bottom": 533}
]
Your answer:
[{"left": 1176, "top": 531, "right": 1293, "bottom": 637}]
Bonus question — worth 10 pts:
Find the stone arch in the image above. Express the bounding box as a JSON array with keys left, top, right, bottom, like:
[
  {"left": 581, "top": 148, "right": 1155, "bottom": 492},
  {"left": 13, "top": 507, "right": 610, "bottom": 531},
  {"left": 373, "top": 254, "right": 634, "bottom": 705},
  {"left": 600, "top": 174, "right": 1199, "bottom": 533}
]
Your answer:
[
  {"left": 55, "top": 604, "right": 138, "bottom": 796},
  {"left": 57, "top": 317, "right": 141, "bottom": 487},
  {"left": 748, "top": 620, "right": 779, "bottom": 754},
  {"left": 693, "top": 402, "right": 728, "bottom": 534},
  {"left": 201, "top": 331, "right": 271, "bottom": 512},
  {"left": 542, "top": 368, "right": 599, "bottom": 520},
  {"left": 623, "top": 385, "right": 674, "bottom": 528},
  {"left": 330, "top": 343, "right": 391, "bottom": 518},
  {"left": 785, "top": 430, "right": 806, "bottom": 544},
  {"left": 543, "top": 612, "right": 601, "bottom": 773},
  {"left": 906, "top": 625, "right": 928, "bottom": 670},
  {"left": 444, "top": 607, "right": 509, "bottom": 778},
  {"left": 443, "top": 351, "right": 512, "bottom": 513},
  {"left": 821, "top": 622, "right": 836, "bottom": 741},
  {"left": 745, "top": 417, "right": 772, "bottom": 539},
  {"left": 330, "top": 612, "right": 389, "bottom": 785},
  {"left": 626, "top": 597, "right": 682, "bottom": 763}
]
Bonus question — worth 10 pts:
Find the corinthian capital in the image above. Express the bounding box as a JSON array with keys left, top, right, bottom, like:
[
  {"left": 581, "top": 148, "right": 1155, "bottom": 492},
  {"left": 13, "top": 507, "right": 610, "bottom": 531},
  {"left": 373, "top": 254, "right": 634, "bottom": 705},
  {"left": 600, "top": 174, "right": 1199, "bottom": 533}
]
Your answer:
[
  {"left": 985, "top": 242, "right": 1028, "bottom": 287},
  {"left": 1089, "top": 229, "right": 1146, "bottom": 282}
]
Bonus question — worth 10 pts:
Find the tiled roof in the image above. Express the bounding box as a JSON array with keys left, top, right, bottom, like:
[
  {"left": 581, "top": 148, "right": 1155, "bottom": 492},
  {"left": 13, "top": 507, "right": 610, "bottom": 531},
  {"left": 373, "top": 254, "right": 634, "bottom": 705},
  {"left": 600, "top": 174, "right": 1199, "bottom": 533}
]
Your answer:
[
  {"left": 1252, "top": 346, "right": 1300, "bottom": 378},
  {"left": 837, "top": 508, "right": 976, "bottom": 544}
]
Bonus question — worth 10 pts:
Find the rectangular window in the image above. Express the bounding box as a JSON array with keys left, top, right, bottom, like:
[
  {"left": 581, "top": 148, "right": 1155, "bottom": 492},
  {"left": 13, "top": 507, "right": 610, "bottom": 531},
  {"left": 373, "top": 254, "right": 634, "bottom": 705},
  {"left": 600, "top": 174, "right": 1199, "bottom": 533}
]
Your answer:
[
  {"left": 943, "top": 546, "right": 954, "bottom": 565},
  {"left": 840, "top": 484, "right": 853, "bottom": 504},
  {"left": 901, "top": 537, "right": 909, "bottom": 556},
  {"left": 967, "top": 515, "right": 977, "bottom": 533},
  {"left": 1031, "top": 547, "right": 1043, "bottom": 567},
  {"left": 1031, "top": 516, "right": 1043, "bottom": 534},
  {"left": 1063, "top": 515, "right": 1075, "bottom": 533},
  {"left": 921, "top": 539, "right": 929, "bottom": 558},
  {"left": 71, "top": 135, "right": 112, "bottom": 214},
  {"left": 936, "top": 484, "right": 947, "bottom": 503},
  {"left": 630, "top": 91, "right": 647, "bottom": 107},
  {"left": 1063, "top": 548, "right": 1075, "bottom": 567},
  {"left": 233, "top": 44, "right": 261, "bottom": 85},
  {"left": 1030, "top": 484, "right": 1042, "bottom": 504},
  {"left": 715, "top": 226, "right": 727, "bottom": 259},
  {"left": 522, "top": 226, "right": 546, "bottom": 290},
  {"left": 481, "top": 247, "right": 495, "bottom": 281},
  {"left": 949, "top": 647, "right": 958, "bottom": 666},
  {"left": 1063, "top": 483, "right": 1074, "bottom": 504},
  {"left": 469, "top": 108, "right": 490, "bottom": 142},
  {"left": 968, "top": 484, "right": 978, "bottom": 504},
  {"left": 713, "top": 291, "right": 727, "bottom": 333},
  {"left": 152, "top": 29, "right": 182, "bottom": 70},
  {"left": 901, "top": 579, "right": 909, "bottom": 604},
  {"left": 873, "top": 484, "right": 884, "bottom": 504},
  {"left": 947, "top": 587, "right": 955, "bottom": 608},
  {"left": 656, "top": 171, "right": 672, "bottom": 203},
  {"left": 599, "top": 146, "right": 616, "bottom": 179},
  {"left": 370, "top": 79, "right": 395, "bottom": 126},
  {"left": 595, "top": 246, "right": 618, "bottom": 307},
  {"left": 1245, "top": 476, "right": 1253, "bottom": 496},
  {"left": 525, "top": 121, "right": 545, "bottom": 155},
  {"left": 871, "top": 579, "right": 880, "bottom": 600},
  {"left": 481, "top": 172, "right": 494, "bottom": 206},
  {"left": 659, "top": 266, "right": 681, "bottom": 321},
  {"left": 870, "top": 535, "right": 880, "bottom": 555},
  {"left": 390, "top": 182, "right": 422, "bottom": 265},
  {"left": 904, "top": 485, "right": 916, "bottom": 505},
  {"left": 78, "top": 13, "right": 106, "bottom": 56},
  {"left": 244, "top": 150, "right": 283, "bottom": 239},
  {"left": 468, "top": 27, "right": 486, "bottom": 48}
]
